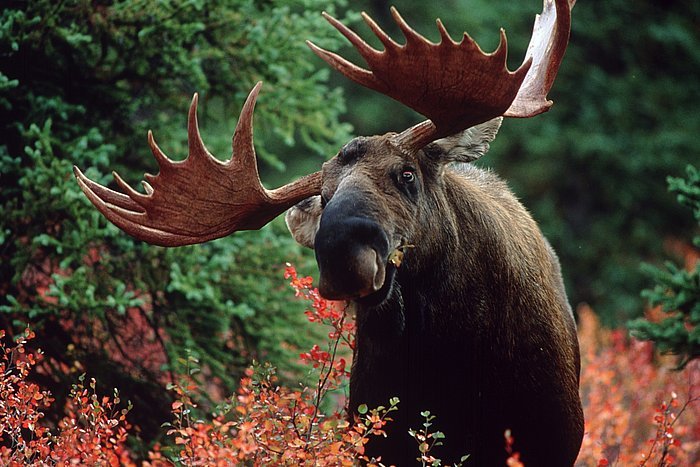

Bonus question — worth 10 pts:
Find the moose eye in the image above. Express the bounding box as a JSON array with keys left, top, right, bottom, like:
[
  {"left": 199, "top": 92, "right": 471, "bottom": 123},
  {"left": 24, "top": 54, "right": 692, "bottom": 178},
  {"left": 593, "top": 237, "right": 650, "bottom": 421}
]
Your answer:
[{"left": 401, "top": 170, "right": 416, "bottom": 184}]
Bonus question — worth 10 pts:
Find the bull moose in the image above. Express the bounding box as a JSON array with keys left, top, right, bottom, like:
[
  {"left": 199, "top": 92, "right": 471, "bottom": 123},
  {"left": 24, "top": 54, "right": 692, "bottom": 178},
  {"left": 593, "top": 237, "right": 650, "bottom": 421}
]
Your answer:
[{"left": 74, "top": 0, "right": 583, "bottom": 464}]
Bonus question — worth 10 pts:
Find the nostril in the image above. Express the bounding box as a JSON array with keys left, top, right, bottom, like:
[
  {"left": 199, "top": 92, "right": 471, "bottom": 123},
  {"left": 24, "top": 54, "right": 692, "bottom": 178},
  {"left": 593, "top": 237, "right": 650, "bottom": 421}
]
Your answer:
[
  {"left": 372, "top": 251, "right": 386, "bottom": 292},
  {"left": 354, "top": 248, "right": 385, "bottom": 293},
  {"left": 354, "top": 247, "right": 388, "bottom": 293},
  {"left": 317, "top": 245, "right": 387, "bottom": 300}
]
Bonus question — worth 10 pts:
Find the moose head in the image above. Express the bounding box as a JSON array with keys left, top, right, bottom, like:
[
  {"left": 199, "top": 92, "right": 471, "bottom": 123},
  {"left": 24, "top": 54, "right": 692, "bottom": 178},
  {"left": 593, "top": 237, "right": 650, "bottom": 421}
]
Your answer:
[{"left": 75, "top": 0, "right": 583, "bottom": 464}]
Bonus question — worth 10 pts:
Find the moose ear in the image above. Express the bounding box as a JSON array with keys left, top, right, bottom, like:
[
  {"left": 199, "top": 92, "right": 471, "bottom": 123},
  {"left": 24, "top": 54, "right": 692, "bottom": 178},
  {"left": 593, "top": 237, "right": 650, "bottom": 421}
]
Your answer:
[
  {"left": 285, "top": 196, "right": 323, "bottom": 249},
  {"left": 428, "top": 117, "right": 503, "bottom": 164}
]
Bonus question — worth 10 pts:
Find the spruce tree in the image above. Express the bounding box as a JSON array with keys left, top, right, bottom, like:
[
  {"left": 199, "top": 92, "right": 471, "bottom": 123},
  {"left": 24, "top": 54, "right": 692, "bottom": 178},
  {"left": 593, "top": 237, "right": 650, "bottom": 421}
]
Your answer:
[
  {"left": 629, "top": 166, "right": 700, "bottom": 368},
  {"left": 1, "top": 0, "right": 350, "bottom": 443}
]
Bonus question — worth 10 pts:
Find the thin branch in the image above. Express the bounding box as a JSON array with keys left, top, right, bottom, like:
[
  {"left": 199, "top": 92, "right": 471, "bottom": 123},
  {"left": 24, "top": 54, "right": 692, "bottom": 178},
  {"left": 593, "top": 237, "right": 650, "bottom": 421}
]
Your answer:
[{"left": 305, "top": 311, "right": 346, "bottom": 446}]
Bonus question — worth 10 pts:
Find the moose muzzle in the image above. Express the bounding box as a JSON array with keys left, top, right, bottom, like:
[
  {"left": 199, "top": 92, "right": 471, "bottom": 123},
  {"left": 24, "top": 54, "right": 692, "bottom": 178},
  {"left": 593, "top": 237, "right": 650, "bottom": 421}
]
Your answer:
[{"left": 314, "top": 193, "right": 391, "bottom": 301}]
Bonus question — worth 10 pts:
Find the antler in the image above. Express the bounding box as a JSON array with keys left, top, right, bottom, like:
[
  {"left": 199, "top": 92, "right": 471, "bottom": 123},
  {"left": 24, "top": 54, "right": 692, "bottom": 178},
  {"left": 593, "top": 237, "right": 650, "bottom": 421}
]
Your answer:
[
  {"left": 504, "top": 0, "right": 574, "bottom": 118},
  {"left": 74, "top": 82, "right": 321, "bottom": 247},
  {"left": 308, "top": 0, "right": 573, "bottom": 149}
]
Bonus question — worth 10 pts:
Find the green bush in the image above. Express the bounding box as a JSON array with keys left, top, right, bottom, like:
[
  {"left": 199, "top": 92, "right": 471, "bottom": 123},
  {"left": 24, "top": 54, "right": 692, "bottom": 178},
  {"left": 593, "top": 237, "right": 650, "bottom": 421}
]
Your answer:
[
  {"left": 629, "top": 166, "right": 700, "bottom": 368},
  {"left": 0, "top": 0, "right": 350, "bottom": 444}
]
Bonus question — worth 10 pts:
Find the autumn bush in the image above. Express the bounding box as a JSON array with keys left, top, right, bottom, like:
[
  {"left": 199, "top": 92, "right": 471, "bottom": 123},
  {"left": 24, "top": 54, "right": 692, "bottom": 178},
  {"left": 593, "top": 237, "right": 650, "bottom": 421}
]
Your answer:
[
  {"left": 2, "top": 268, "right": 699, "bottom": 466},
  {"left": 577, "top": 305, "right": 699, "bottom": 466},
  {"left": 0, "top": 328, "right": 134, "bottom": 466}
]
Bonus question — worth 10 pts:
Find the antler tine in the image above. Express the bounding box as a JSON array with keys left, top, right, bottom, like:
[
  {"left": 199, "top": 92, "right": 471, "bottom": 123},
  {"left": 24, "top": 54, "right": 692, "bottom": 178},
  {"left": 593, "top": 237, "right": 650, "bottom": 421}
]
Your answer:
[
  {"left": 435, "top": 19, "right": 457, "bottom": 45},
  {"left": 146, "top": 130, "right": 173, "bottom": 171},
  {"left": 361, "top": 11, "right": 400, "bottom": 50},
  {"left": 320, "top": 12, "right": 380, "bottom": 62},
  {"left": 74, "top": 166, "right": 142, "bottom": 212},
  {"left": 390, "top": 7, "right": 428, "bottom": 46},
  {"left": 305, "top": 12, "right": 385, "bottom": 93},
  {"left": 231, "top": 80, "right": 263, "bottom": 175},
  {"left": 74, "top": 82, "right": 322, "bottom": 247},
  {"left": 187, "top": 93, "right": 214, "bottom": 166}
]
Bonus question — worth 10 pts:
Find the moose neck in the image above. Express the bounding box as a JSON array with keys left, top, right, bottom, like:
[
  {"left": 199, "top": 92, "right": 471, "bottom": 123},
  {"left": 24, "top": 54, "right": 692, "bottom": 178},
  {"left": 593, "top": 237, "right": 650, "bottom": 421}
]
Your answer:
[
  {"left": 353, "top": 164, "right": 572, "bottom": 347},
  {"left": 347, "top": 165, "right": 581, "bottom": 466},
  {"left": 345, "top": 164, "right": 582, "bottom": 466}
]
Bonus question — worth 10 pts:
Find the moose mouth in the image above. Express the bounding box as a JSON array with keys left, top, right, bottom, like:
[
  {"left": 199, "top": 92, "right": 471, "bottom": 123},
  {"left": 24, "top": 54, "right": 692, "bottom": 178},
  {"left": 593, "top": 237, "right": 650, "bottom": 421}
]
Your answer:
[
  {"left": 318, "top": 245, "right": 387, "bottom": 300},
  {"left": 317, "top": 242, "right": 400, "bottom": 307},
  {"left": 354, "top": 261, "right": 398, "bottom": 307},
  {"left": 313, "top": 192, "right": 398, "bottom": 305}
]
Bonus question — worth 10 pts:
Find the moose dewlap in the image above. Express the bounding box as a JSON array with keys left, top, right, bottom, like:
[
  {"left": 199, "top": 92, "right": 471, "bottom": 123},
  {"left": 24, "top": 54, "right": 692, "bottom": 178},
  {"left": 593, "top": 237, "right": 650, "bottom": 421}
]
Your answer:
[{"left": 75, "top": 0, "right": 583, "bottom": 464}]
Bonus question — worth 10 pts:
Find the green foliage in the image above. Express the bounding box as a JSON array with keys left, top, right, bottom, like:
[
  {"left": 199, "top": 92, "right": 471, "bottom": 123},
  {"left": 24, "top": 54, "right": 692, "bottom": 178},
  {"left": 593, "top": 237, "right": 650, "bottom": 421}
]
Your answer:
[
  {"left": 0, "top": 0, "right": 350, "bottom": 444},
  {"left": 408, "top": 410, "right": 464, "bottom": 467},
  {"left": 629, "top": 166, "right": 700, "bottom": 368},
  {"left": 512, "top": 0, "right": 700, "bottom": 324}
]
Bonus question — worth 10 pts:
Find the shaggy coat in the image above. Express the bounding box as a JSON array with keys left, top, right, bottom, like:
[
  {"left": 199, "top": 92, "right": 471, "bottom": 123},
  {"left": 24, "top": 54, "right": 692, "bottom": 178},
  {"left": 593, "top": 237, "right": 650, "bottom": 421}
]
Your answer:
[{"left": 286, "top": 118, "right": 584, "bottom": 466}]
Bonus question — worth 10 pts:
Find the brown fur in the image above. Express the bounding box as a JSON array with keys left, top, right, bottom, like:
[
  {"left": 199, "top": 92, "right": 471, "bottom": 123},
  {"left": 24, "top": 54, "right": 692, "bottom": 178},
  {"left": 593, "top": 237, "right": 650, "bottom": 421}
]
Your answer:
[{"left": 286, "top": 122, "right": 584, "bottom": 465}]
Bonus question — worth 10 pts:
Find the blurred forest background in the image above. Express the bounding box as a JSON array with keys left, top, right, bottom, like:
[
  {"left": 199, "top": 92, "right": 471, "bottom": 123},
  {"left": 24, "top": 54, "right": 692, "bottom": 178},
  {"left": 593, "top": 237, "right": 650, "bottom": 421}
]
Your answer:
[{"left": 1, "top": 0, "right": 699, "bottom": 458}]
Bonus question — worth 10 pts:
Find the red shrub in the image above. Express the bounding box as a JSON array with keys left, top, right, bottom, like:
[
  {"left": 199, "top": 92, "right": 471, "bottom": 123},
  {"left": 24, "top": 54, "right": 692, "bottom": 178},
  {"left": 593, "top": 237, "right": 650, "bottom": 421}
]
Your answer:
[
  {"left": 577, "top": 305, "right": 699, "bottom": 466},
  {"left": 2, "top": 269, "right": 699, "bottom": 466},
  {"left": 147, "top": 264, "right": 394, "bottom": 465},
  {"left": 0, "top": 329, "right": 135, "bottom": 466}
]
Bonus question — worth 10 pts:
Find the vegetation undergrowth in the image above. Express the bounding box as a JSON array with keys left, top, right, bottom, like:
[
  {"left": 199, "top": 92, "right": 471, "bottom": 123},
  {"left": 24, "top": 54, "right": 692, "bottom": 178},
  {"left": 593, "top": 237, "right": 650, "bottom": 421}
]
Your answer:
[{"left": 1, "top": 266, "right": 698, "bottom": 466}]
